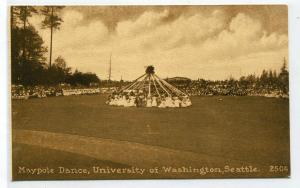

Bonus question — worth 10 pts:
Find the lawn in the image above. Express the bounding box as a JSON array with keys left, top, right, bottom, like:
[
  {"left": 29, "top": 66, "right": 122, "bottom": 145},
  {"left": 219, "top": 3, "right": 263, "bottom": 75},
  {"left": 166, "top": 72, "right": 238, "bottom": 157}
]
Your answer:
[{"left": 12, "top": 95, "right": 290, "bottom": 179}]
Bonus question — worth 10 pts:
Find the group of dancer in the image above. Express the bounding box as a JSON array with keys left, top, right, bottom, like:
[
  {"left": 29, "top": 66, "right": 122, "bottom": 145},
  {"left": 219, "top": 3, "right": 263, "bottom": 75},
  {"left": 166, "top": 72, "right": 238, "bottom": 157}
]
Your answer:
[{"left": 106, "top": 91, "right": 192, "bottom": 108}]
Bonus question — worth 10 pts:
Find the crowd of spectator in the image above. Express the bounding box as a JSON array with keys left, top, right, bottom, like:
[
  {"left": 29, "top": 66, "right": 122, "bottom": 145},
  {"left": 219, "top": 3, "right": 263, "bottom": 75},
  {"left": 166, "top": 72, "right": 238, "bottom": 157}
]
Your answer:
[
  {"left": 176, "top": 80, "right": 289, "bottom": 98},
  {"left": 11, "top": 85, "right": 101, "bottom": 100}
]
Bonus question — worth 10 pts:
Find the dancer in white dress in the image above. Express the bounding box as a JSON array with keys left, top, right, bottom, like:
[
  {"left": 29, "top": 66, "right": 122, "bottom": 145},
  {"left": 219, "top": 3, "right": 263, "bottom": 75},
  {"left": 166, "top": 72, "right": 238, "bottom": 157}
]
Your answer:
[
  {"left": 158, "top": 98, "right": 166, "bottom": 108},
  {"left": 181, "top": 98, "right": 188, "bottom": 107},
  {"left": 165, "top": 96, "right": 174, "bottom": 107},
  {"left": 116, "top": 95, "right": 123, "bottom": 106},
  {"left": 146, "top": 97, "right": 152, "bottom": 107},
  {"left": 108, "top": 97, "right": 115, "bottom": 105},
  {"left": 123, "top": 97, "right": 131, "bottom": 107},
  {"left": 181, "top": 96, "right": 192, "bottom": 107},
  {"left": 128, "top": 96, "right": 136, "bottom": 107},
  {"left": 151, "top": 96, "right": 157, "bottom": 107},
  {"left": 174, "top": 97, "right": 181, "bottom": 107},
  {"left": 186, "top": 98, "right": 192, "bottom": 106},
  {"left": 122, "top": 95, "right": 128, "bottom": 106}
]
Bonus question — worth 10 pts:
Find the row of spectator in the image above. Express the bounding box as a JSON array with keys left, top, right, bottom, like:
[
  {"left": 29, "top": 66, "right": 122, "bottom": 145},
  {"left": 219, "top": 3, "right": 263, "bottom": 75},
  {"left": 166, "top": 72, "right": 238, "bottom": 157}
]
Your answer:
[
  {"left": 178, "top": 82, "right": 288, "bottom": 98},
  {"left": 11, "top": 85, "right": 101, "bottom": 100}
]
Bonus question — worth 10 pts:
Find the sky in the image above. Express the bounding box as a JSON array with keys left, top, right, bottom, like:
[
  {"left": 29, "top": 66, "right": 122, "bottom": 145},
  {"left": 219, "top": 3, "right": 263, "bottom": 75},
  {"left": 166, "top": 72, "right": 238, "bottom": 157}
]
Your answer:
[{"left": 28, "top": 5, "right": 288, "bottom": 81}]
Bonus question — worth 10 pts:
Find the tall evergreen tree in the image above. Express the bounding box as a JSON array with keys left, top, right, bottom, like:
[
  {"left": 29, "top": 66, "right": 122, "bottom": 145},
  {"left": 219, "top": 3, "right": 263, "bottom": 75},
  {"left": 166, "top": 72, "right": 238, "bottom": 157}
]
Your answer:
[
  {"left": 278, "top": 57, "right": 289, "bottom": 93},
  {"left": 40, "top": 6, "right": 64, "bottom": 68},
  {"left": 260, "top": 69, "right": 268, "bottom": 86},
  {"left": 14, "top": 6, "right": 38, "bottom": 60},
  {"left": 11, "top": 26, "right": 47, "bottom": 85}
]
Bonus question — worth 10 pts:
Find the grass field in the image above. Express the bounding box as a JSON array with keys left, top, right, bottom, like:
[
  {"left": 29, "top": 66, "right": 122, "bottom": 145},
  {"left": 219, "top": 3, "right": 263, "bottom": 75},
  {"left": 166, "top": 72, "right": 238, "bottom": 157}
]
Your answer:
[{"left": 12, "top": 95, "right": 290, "bottom": 180}]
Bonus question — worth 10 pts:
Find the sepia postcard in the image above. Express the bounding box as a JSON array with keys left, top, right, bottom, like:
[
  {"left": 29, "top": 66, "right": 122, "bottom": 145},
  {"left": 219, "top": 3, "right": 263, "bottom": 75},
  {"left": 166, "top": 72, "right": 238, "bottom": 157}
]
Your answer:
[{"left": 10, "top": 5, "right": 290, "bottom": 180}]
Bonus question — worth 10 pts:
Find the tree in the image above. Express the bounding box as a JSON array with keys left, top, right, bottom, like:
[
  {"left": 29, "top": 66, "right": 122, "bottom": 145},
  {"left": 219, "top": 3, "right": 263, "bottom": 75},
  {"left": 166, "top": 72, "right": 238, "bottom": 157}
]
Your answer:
[
  {"left": 48, "top": 56, "right": 72, "bottom": 84},
  {"left": 13, "top": 6, "right": 38, "bottom": 61},
  {"left": 278, "top": 57, "right": 289, "bottom": 94},
  {"left": 259, "top": 69, "right": 268, "bottom": 87},
  {"left": 246, "top": 74, "right": 257, "bottom": 84},
  {"left": 11, "top": 25, "right": 47, "bottom": 85},
  {"left": 11, "top": 27, "right": 23, "bottom": 84},
  {"left": 40, "top": 6, "right": 64, "bottom": 68},
  {"left": 54, "top": 56, "right": 72, "bottom": 77},
  {"left": 67, "top": 70, "right": 100, "bottom": 86},
  {"left": 25, "top": 26, "right": 48, "bottom": 62}
]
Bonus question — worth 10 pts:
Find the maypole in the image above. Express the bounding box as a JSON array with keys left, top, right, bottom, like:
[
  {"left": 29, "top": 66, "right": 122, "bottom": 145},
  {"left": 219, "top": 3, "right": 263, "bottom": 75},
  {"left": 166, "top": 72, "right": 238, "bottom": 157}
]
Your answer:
[
  {"left": 107, "top": 65, "right": 192, "bottom": 108},
  {"left": 148, "top": 75, "right": 151, "bottom": 97}
]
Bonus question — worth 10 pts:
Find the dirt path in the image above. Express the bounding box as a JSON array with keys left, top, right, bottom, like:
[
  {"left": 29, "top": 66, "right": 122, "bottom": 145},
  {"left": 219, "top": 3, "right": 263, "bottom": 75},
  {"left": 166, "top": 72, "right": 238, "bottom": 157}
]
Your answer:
[{"left": 13, "top": 129, "right": 242, "bottom": 168}]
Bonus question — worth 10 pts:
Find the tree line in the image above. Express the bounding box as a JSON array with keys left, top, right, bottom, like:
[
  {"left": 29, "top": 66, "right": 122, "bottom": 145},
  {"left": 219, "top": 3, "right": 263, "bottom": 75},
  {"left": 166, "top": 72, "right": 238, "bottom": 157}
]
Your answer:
[
  {"left": 11, "top": 6, "right": 100, "bottom": 86},
  {"left": 193, "top": 59, "right": 289, "bottom": 94},
  {"left": 239, "top": 60, "right": 289, "bottom": 93}
]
